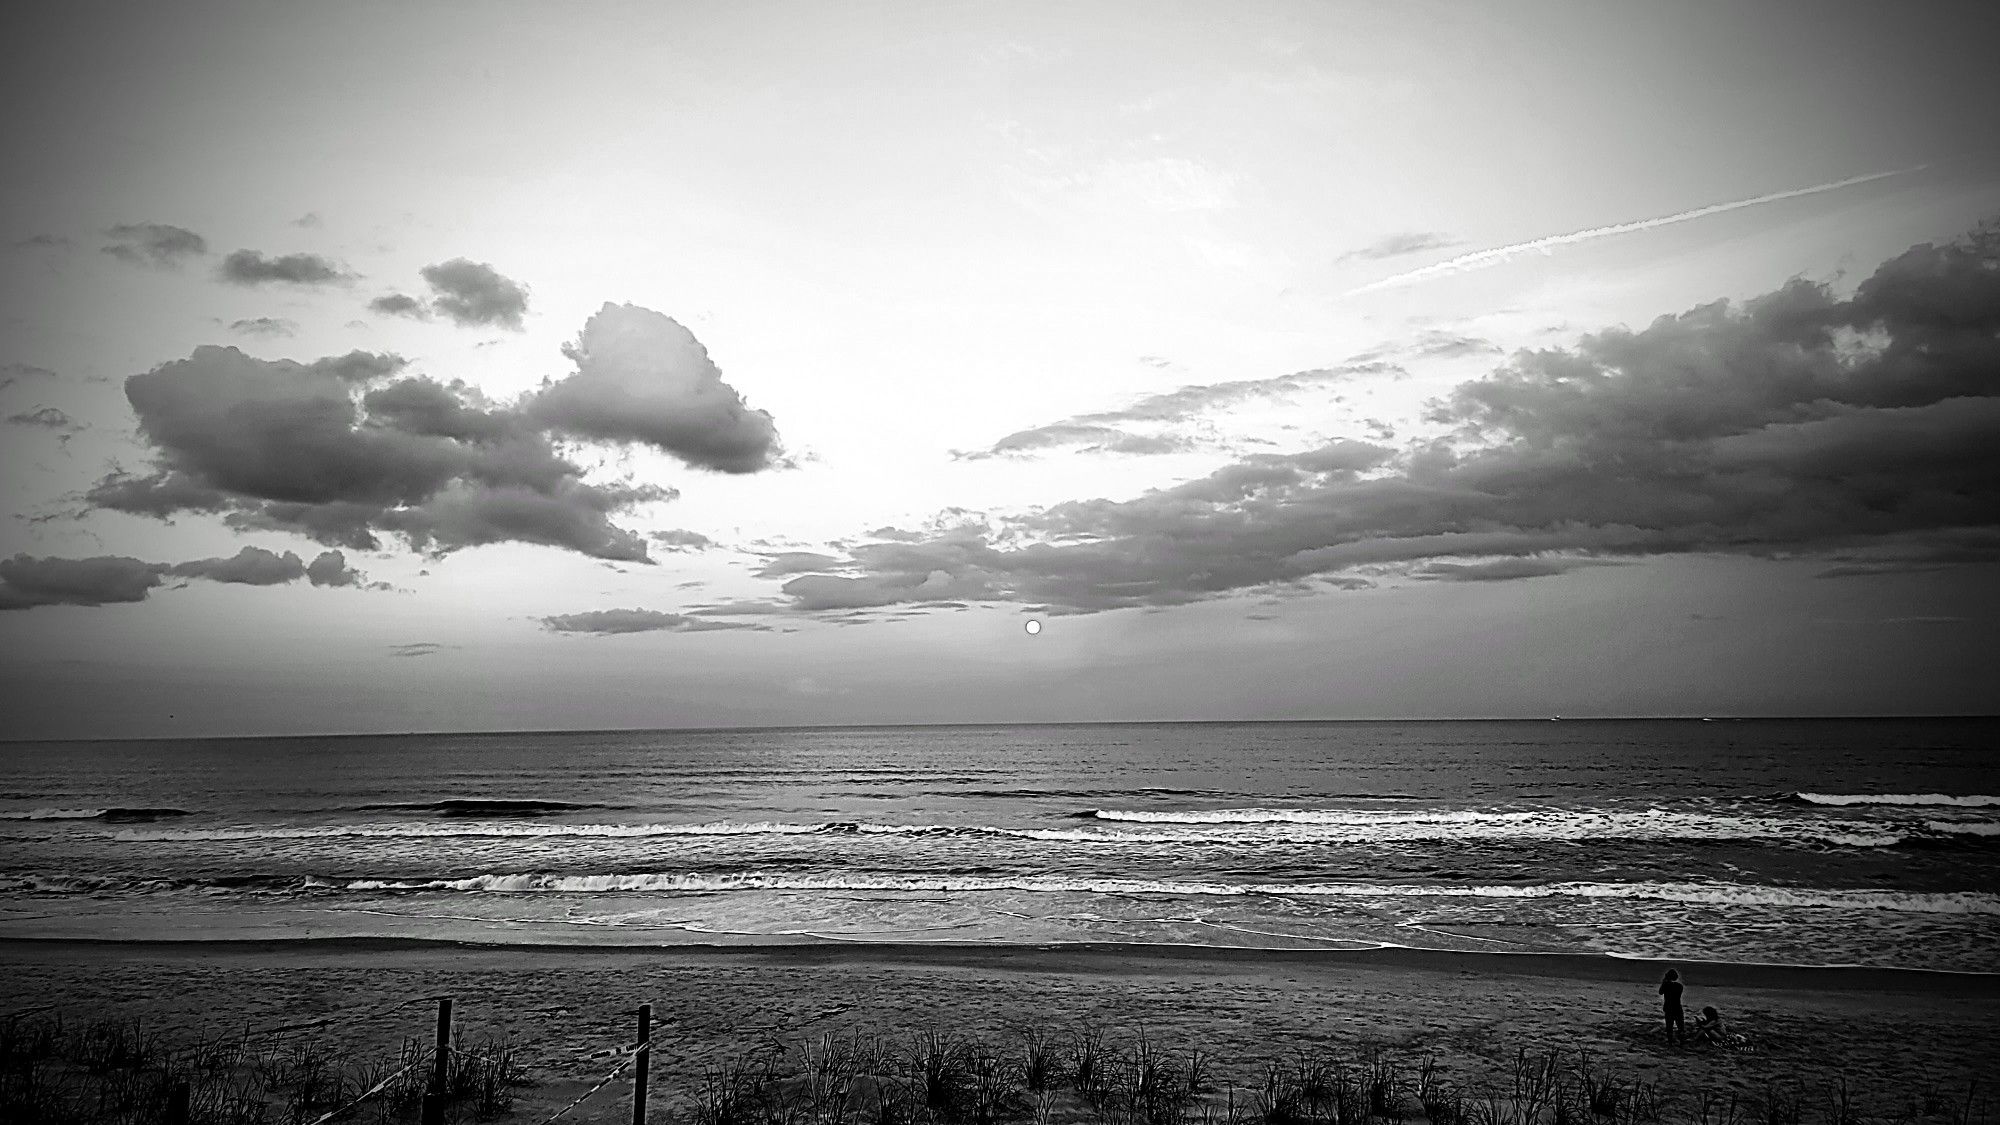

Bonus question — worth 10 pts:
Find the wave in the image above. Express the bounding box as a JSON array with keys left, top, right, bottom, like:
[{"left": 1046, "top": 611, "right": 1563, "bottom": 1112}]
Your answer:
[
  {"left": 0, "top": 807, "right": 192, "bottom": 822},
  {"left": 320, "top": 872, "right": 2000, "bottom": 914},
  {"left": 354, "top": 799, "right": 608, "bottom": 818},
  {"left": 1791, "top": 793, "right": 2000, "bottom": 808},
  {"left": 1923, "top": 820, "right": 2000, "bottom": 837},
  {"left": 108, "top": 807, "right": 1912, "bottom": 849}
]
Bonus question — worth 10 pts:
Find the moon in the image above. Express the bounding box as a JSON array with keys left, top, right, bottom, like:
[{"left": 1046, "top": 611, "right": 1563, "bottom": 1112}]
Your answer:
[{"left": 1024, "top": 619, "right": 1042, "bottom": 636}]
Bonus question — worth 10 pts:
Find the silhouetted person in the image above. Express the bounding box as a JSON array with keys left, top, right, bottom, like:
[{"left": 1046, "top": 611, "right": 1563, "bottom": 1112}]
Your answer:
[{"left": 1658, "top": 968, "right": 1686, "bottom": 1044}]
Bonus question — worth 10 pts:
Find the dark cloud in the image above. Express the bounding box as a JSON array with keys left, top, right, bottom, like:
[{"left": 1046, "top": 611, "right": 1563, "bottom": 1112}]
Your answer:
[
  {"left": 1339, "top": 231, "right": 1459, "bottom": 262},
  {"left": 168, "top": 546, "right": 305, "bottom": 586},
  {"left": 526, "top": 303, "right": 783, "bottom": 473},
  {"left": 1412, "top": 557, "right": 1626, "bottom": 582},
  {"left": 13, "top": 234, "right": 68, "bottom": 249},
  {"left": 306, "top": 549, "right": 368, "bottom": 587},
  {"left": 0, "top": 544, "right": 388, "bottom": 610},
  {"left": 966, "top": 364, "right": 1390, "bottom": 459},
  {"left": 89, "top": 346, "right": 664, "bottom": 562},
  {"left": 292, "top": 213, "right": 324, "bottom": 229},
  {"left": 648, "top": 528, "right": 715, "bottom": 551},
  {"left": 420, "top": 259, "right": 529, "bottom": 329},
  {"left": 0, "top": 555, "right": 164, "bottom": 610},
  {"left": 220, "top": 250, "right": 351, "bottom": 286},
  {"left": 540, "top": 607, "right": 768, "bottom": 635},
  {"left": 229, "top": 317, "right": 297, "bottom": 337},
  {"left": 101, "top": 223, "right": 207, "bottom": 267},
  {"left": 732, "top": 224, "right": 2000, "bottom": 618},
  {"left": 370, "top": 293, "right": 430, "bottom": 320},
  {"left": 389, "top": 642, "right": 448, "bottom": 657}
]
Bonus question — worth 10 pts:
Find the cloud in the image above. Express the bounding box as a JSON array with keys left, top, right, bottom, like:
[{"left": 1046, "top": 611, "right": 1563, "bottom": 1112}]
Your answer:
[
  {"left": 1338, "top": 231, "right": 1459, "bottom": 262},
  {"left": 13, "top": 234, "right": 69, "bottom": 249},
  {"left": 732, "top": 223, "right": 2000, "bottom": 618},
  {"left": 1412, "top": 557, "right": 1626, "bottom": 582},
  {"left": 370, "top": 293, "right": 430, "bottom": 320},
  {"left": 966, "top": 364, "right": 1390, "bottom": 459},
  {"left": 1, "top": 363, "right": 57, "bottom": 391},
  {"left": 292, "top": 213, "right": 323, "bottom": 229},
  {"left": 648, "top": 528, "right": 715, "bottom": 551},
  {"left": 539, "top": 607, "right": 768, "bottom": 635},
  {"left": 306, "top": 549, "right": 368, "bottom": 587},
  {"left": 0, "top": 555, "right": 165, "bottom": 609},
  {"left": 229, "top": 317, "right": 298, "bottom": 338},
  {"left": 526, "top": 303, "right": 783, "bottom": 472},
  {"left": 0, "top": 543, "right": 372, "bottom": 609},
  {"left": 389, "top": 641, "right": 448, "bottom": 657},
  {"left": 1348, "top": 165, "right": 1924, "bottom": 294},
  {"left": 420, "top": 259, "right": 529, "bottom": 329},
  {"left": 220, "top": 250, "right": 351, "bottom": 286},
  {"left": 88, "top": 347, "right": 665, "bottom": 562},
  {"left": 754, "top": 551, "right": 843, "bottom": 578},
  {"left": 169, "top": 546, "right": 305, "bottom": 585},
  {"left": 7, "top": 406, "right": 83, "bottom": 440},
  {"left": 101, "top": 223, "right": 207, "bottom": 268}
]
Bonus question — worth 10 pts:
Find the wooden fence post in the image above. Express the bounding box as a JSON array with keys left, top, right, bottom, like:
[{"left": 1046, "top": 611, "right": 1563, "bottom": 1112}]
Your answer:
[
  {"left": 421, "top": 997, "right": 453, "bottom": 1125},
  {"left": 633, "top": 1003, "right": 652, "bottom": 1125}
]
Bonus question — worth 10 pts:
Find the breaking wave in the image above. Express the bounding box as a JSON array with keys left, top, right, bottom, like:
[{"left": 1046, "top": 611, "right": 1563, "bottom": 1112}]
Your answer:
[
  {"left": 327, "top": 872, "right": 2000, "bottom": 913},
  {"left": 355, "top": 800, "right": 609, "bottom": 817},
  {"left": 1792, "top": 793, "right": 2000, "bottom": 808},
  {"left": 1, "top": 807, "right": 192, "bottom": 822}
]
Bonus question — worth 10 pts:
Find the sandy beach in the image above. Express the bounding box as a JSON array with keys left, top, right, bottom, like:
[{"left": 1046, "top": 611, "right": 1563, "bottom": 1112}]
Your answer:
[{"left": 5, "top": 940, "right": 1995, "bottom": 1123}]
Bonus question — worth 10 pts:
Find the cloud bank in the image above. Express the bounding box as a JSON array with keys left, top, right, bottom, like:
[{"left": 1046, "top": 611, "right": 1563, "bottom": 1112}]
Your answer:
[
  {"left": 743, "top": 225, "right": 2000, "bottom": 618},
  {"left": 1, "top": 547, "right": 376, "bottom": 610},
  {"left": 540, "top": 608, "right": 768, "bottom": 635}
]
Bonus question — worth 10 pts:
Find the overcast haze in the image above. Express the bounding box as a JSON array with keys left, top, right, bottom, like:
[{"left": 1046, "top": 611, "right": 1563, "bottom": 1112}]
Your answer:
[{"left": 3, "top": 0, "right": 1998, "bottom": 738}]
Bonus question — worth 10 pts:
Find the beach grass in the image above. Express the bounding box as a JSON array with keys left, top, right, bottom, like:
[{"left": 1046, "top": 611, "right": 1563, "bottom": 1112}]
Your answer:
[{"left": 8, "top": 1008, "right": 1985, "bottom": 1125}]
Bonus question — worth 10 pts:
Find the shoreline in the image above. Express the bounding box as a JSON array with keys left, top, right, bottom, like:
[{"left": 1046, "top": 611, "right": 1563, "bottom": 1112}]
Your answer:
[{"left": 7, "top": 935, "right": 1995, "bottom": 996}]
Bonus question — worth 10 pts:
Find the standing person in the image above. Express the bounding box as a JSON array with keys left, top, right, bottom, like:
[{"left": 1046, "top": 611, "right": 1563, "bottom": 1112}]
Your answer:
[{"left": 1658, "top": 968, "right": 1686, "bottom": 1044}]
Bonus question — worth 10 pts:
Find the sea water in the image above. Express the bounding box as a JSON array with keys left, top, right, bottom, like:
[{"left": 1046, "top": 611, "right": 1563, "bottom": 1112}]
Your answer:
[{"left": 2, "top": 719, "right": 1995, "bottom": 971}]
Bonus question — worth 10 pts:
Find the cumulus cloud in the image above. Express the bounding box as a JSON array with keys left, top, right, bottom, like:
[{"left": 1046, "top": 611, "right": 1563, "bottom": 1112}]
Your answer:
[
  {"left": 420, "top": 259, "right": 529, "bottom": 329},
  {"left": 540, "top": 607, "right": 768, "bottom": 635},
  {"left": 966, "top": 364, "right": 1390, "bottom": 459},
  {"left": 306, "top": 549, "right": 368, "bottom": 587},
  {"left": 101, "top": 223, "right": 207, "bottom": 267},
  {"left": 229, "top": 317, "right": 297, "bottom": 337},
  {"left": 733, "top": 224, "right": 2000, "bottom": 618},
  {"left": 526, "top": 303, "right": 783, "bottom": 472},
  {"left": 88, "top": 347, "right": 665, "bottom": 562},
  {"left": 1338, "top": 231, "right": 1459, "bottom": 262},
  {"left": 0, "top": 544, "right": 373, "bottom": 609},
  {"left": 220, "top": 250, "right": 351, "bottom": 286},
  {"left": 0, "top": 555, "right": 165, "bottom": 609},
  {"left": 168, "top": 546, "right": 305, "bottom": 585},
  {"left": 753, "top": 551, "right": 844, "bottom": 578},
  {"left": 370, "top": 293, "right": 429, "bottom": 320}
]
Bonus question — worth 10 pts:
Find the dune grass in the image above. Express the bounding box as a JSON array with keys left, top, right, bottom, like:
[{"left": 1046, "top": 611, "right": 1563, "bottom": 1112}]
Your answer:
[{"left": 1, "top": 1011, "right": 1989, "bottom": 1125}]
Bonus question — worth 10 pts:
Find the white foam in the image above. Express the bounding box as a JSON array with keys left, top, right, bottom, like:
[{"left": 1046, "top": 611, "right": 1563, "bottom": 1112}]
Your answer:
[
  {"left": 115, "top": 820, "right": 828, "bottom": 842},
  {"left": 337, "top": 872, "right": 2000, "bottom": 914},
  {"left": 1796, "top": 793, "right": 2000, "bottom": 808},
  {"left": 1925, "top": 820, "right": 2000, "bottom": 837},
  {"left": 4, "top": 808, "right": 109, "bottom": 820}
]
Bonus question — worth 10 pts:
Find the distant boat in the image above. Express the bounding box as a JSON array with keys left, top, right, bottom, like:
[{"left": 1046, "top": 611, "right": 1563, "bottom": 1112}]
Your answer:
[{"left": 1550, "top": 715, "right": 1563, "bottom": 721}]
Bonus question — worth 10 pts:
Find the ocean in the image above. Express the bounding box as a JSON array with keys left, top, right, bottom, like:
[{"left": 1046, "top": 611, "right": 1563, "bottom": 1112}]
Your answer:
[{"left": 2, "top": 720, "right": 1995, "bottom": 972}]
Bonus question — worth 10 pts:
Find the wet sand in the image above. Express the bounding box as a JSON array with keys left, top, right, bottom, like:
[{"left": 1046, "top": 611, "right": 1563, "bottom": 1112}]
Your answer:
[{"left": 5, "top": 940, "right": 1996, "bottom": 1123}]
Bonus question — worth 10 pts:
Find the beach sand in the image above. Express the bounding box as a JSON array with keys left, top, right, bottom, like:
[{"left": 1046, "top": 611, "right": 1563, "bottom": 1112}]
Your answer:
[{"left": 4, "top": 941, "right": 1995, "bottom": 1123}]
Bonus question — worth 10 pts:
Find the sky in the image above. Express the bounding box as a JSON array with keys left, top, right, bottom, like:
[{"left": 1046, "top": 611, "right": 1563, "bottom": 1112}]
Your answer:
[{"left": 2, "top": 0, "right": 1997, "bottom": 738}]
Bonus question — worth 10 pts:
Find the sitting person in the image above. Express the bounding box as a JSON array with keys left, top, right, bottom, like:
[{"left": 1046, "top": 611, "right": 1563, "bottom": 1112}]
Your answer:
[{"left": 1691, "top": 1005, "right": 1728, "bottom": 1043}]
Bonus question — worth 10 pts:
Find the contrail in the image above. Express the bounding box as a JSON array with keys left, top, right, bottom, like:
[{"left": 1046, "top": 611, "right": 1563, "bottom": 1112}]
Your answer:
[{"left": 1345, "top": 165, "right": 1926, "bottom": 295}]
